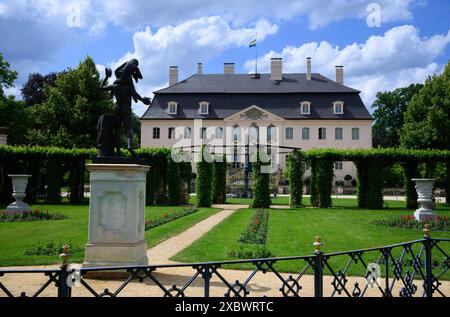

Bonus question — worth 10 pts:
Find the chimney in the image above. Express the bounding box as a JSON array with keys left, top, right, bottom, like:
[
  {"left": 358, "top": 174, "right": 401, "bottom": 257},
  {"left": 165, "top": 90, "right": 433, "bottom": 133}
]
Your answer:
[
  {"left": 306, "top": 57, "right": 312, "bottom": 81},
  {"left": 0, "top": 127, "right": 7, "bottom": 145},
  {"left": 335, "top": 66, "right": 344, "bottom": 84},
  {"left": 169, "top": 66, "right": 178, "bottom": 86},
  {"left": 224, "top": 63, "right": 235, "bottom": 74},
  {"left": 270, "top": 58, "right": 282, "bottom": 81},
  {"left": 197, "top": 63, "right": 203, "bottom": 75}
]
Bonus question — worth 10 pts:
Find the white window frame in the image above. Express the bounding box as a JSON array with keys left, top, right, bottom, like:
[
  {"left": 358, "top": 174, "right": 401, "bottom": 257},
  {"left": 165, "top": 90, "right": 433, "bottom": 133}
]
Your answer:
[
  {"left": 199, "top": 101, "right": 209, "bottom": 115},
  {"left": 286, "top": 127, "right": 294, "bottom": 140},
  {"left": 333, "top": 101, "right": 344, "bottom": 115},
  {"left": 318, "top": 127, "right": 326, "bottom": 140},
  {"left": 335, "top": 127, "right": 343, "bottom": 140},
  {"left": 300, "top": 101, "right": 311, "bottom": 115},
  {"left": 302, "top": 127, "right": 310, "bottom": 140},
  {"left": 167, "top": 101, "right": 178, "bottom": 114},
  {"left": 215, "top": 127, "right": 223, "bottom": 139},
  {"left": 152, "top": 127, "right": 160, "bottom": 139},
  {"left": 352, "top": 127, "right": 360, "bottom": 140}
]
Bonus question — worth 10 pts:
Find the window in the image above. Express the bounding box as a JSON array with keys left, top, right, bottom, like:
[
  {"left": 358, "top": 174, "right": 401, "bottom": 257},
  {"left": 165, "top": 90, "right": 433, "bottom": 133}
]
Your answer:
[
  {"left": 215, "top": 127, "right": 223, "bottom": 139},
  {"left": 233, "top": 125, "right": 241, "bottom": 143},
  {"left": 199, "top": 102, "right": 209, "bottom": 115},
  {"left": 335, "top": 127, "right": 343, "bottom": 140},
  {"left": 302, "top": 127, "right": 310, "bottom": 140},
  {"left": 152, "top": 127, "right": 160, "bottom": 139},
  {"left": 300, "top": 101, "right": 311, "bottom": 115},
  {"left": 267, "top": 125, "right": 276, "bottom": 143},
  {"left": 200, "top": 127, "right": 207, "bottom": 139},
  {"left": 184, "top": 127, "right": 191, "bottom": 139},
  {"left": 333, "top": 101, "right": 344, "bottom": 114},
  {"left": 249, "top": 124, "right": 259, "bottom": 143},
  {"left": 334, "top": 162, "right": 343, "bottom": 170},
  {"left": 352, "top": 127, "right": 360, "bottom": 140},
  {"left": 318, "top": 127, "right": 326, "bottom": 140},
  {"left": 168, "top": 127, "right": 175, "bottom": 139},
  {"left": 168, "top": 102, "right": 178, "bottom": 114},
  {"left": 286, "top": 127, "right": 294, "bottom": 140}
]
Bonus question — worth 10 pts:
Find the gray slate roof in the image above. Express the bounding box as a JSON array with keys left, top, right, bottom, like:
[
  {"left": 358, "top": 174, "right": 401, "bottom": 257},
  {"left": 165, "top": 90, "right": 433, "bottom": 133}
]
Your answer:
[{"left": 142, "top": 73, "right": 371, "bottom": 120}]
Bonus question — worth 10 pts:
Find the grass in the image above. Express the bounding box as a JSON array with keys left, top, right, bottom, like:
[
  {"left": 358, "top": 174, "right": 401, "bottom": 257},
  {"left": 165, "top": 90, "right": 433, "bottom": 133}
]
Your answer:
[
  {"left": 0, "top": 202, "right": 219, "bottom": 267},
  {"left": 172, "top": 201, "right": 450, "bottom": 277}
]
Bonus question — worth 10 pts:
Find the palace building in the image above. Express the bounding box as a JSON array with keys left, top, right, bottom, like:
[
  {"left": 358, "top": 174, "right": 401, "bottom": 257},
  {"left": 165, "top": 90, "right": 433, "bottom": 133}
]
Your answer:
[{"left": 140, "top": 57, "right": 372, "bottom": 186}]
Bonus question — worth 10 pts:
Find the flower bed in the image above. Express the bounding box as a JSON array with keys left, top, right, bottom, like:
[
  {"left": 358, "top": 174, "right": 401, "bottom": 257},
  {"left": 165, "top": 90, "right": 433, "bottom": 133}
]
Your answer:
[
  {"left": 144, "top": 207, "right": 198, "bottom": 230},
  {"left": 239, "top": 209, "right": 269, "bottom": 244},
  {"left": 372, "top": 215, "right": 450, "bottom": 231},
  {"left": 24, "top": 240, "right": 82, "bottom": 256},
  {"left": 0, "top": 209, "right": 68, "bottom": 223}
]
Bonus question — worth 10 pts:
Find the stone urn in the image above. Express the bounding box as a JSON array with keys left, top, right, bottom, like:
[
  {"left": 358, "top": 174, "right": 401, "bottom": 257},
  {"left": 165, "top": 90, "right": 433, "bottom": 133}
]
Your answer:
[
  {"left": 6, "top": 175, "right": 32, "bottom": 215},
  {"left": 412, "top": 178, "right": 436, "bottom": 222}
]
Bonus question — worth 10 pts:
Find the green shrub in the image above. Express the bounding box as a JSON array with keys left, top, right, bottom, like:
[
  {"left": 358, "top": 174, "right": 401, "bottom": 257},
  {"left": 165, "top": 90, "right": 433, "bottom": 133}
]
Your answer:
[
  {"left": 166, "top": 158, "right": 181, "bottom": 205},
  {"left": 196, "top": 147, "right": 213, "bottom": 207},
  {"left": 310, "top": 159, "right": 334, "bottom": 208},
  {"left": 251, "top": 151, "right": 271, "bottom": 209},
  {"left": 0, "top": 209, "right": 68, "bottom": 222},
  {"left": 355, "top": 160, "right": 369, "bottom": 208},
  {"left": 24, "top": 240, "right": 82, "bottom": 256},
  {"left": 287, "top": 150, "right": 304, "bottom": 208},
  {"left": 368, "top": 160, "right": 384, "bottom": 209},
  {"left": 212, "top": 155, "right": 227, "bottom": 204},
  {"left": 372, "top": 215, "right": 449, "bottom": 231},
  {"left": 228, "top": 245, "right": 274, "bottom": 259}
]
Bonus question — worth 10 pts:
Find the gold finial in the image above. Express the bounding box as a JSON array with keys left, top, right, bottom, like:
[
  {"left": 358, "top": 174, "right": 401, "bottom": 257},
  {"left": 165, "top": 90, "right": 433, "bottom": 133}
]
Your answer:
[
  {"left": 313, "top": 235, "right": 322, "bottom": 253},
  {"left": 423, "top": 224, "right": 430, "bottom": 238},
  {"left": 59, "top": 244, "right": 70, "bottom": 266}
]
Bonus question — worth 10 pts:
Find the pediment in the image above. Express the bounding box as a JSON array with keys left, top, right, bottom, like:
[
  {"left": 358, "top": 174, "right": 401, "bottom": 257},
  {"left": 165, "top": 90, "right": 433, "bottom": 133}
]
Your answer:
[{"left": 224, "top": 105, "right": 284, "bottom": 122}]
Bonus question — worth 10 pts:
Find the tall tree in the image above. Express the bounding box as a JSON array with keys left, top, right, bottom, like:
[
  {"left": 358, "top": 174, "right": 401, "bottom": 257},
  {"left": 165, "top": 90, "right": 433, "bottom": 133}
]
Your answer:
[
  {"left": 400, "top": 62, "right": 450, "bottom": 150},
  {"left": 26, "top": 56, "right": 115, "bottom": 148},
  {"left": 21, "top": 72, "right": 58, "bottom": 107},
  {"left": 0, "top": 52, "right": 17, "bottom": 99},
  {"left": 372, "top": 84, "right": 423, "bottom": 148}
]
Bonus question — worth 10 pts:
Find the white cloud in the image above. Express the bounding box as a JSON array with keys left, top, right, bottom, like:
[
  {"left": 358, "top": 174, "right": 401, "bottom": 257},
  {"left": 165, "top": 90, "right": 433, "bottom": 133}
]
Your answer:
[
  {"left": 244, "top": 25, "right": 450, "bottom": 109},
  {"left": 104, "top": 16, "right": 278, "bottom": 115}
]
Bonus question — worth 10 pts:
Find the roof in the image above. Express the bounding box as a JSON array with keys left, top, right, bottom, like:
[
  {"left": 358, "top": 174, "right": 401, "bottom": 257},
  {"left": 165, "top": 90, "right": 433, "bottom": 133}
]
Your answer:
[
  {"left": 142, "top": 72, "right": 371, "bottom": 121},
  {"left": 155, "top": 73, "right": 360, "bottom": 94}
]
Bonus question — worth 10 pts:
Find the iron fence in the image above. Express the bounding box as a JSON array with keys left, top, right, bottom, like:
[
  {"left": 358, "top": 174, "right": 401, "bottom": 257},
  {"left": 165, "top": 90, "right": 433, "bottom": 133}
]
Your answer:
[{"left": 0, "top": 227, "right": 448, "bottom": 297}]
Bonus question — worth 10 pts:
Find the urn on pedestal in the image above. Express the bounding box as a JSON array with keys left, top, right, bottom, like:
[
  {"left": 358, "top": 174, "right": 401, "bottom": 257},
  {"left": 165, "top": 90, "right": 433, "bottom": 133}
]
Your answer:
[
  {"left": 412, "top": 178, "right": 437, "bottom": 222},
  {"left": 6, "top": 175, "right": 32, "bottom": 215}
]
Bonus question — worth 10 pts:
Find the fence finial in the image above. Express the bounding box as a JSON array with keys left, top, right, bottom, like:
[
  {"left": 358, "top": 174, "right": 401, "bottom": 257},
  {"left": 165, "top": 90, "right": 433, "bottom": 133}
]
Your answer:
[
  {"left": 423, "top": 223, "right": 431, "bottom": 238},
  {"left": 313, "top": 235, "right": 322, "bottom": 254},
  {"left": 59, "top": 244, "right": 70, "bottom": 266}
]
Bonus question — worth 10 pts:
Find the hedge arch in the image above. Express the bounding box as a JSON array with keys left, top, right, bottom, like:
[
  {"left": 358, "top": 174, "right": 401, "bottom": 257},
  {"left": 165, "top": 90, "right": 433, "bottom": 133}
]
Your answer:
[
  {"left": 252, "top": 151, "right": 272, "bottom": 209},
  {"left": 196, "top": 148, "right": 213, "bottom": 208},
  {"left": 212, "top": 155, "right": 227, "bottom": 204},
  {"left": 287, "top": 150, "right": 304, "bottom": 208}
]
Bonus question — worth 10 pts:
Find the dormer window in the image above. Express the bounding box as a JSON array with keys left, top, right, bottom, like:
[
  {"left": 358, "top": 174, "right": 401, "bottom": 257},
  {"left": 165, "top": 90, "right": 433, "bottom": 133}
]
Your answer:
[
  {"left": 168, "top": 101, "right": 178, "bottom": 114},
  {"left": 300, "top": 101, "right": 311, "bottom": 115},
  {"left": 333, "top": 101, "right": 344, "bottom": 114},
  {"left": 199, "top": 101, "right": 209, "bottom": 115}
]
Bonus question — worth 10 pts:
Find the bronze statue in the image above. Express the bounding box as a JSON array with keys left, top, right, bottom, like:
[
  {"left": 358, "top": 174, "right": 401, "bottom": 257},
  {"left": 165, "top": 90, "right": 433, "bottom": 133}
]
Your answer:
[{"left": 98, "top": 59, "right": 151, "bottom": 160}]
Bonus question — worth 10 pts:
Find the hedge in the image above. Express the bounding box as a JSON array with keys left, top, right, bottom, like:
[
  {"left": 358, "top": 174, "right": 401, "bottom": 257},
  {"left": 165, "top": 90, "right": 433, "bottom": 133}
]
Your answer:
[
  {"left": 367, "top": 160, "right": 384, "bottom": 209},
  {"left": 212, "top": 155, "right": 227, "bottom": 204},
  {"left": 309, "top": 158, "right": 334, "bottom": 208},
  {"left": 252, "top": 151, "right": 272, "bottom": 209},
  {"left": 196, "top": 147, "right": 213, "bottom": 207},
  {"left": 287, "top": 150, "right": 304, "bottom": 208}
]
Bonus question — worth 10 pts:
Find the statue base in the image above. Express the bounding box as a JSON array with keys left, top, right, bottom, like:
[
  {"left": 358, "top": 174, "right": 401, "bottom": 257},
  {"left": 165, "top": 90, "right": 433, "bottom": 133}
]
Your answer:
[
  {"left": 92, "top": 156, "right": 145, "bottom": 165},
  {"left": 414, "top": 208, "right": 437, "bottom": 222},
  {"left": 83, "top": 163, "right": 150, "bottom": 269}
]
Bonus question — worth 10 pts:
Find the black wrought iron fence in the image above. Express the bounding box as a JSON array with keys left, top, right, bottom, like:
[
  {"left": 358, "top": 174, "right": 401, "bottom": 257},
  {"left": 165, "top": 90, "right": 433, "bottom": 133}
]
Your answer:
[{"left": 0, "top": 226, "right": 448, "bottom": 297}]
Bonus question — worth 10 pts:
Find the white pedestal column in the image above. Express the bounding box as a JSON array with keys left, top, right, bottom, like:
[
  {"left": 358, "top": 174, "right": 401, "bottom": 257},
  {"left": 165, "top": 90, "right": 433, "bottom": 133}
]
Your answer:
[
  {"left": 412, "top": 178, "right": 437, "bottom": 222},
  {"left": 83, "top": 164, "right": 150, "bottom": 268}
]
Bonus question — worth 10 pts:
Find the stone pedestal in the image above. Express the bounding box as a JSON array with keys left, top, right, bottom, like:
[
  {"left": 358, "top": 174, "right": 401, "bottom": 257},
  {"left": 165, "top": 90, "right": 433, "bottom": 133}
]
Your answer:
[
  {"left": 83, "top": 164, "right": 150, "bottom": 268},
  {"left": 412, "top": 178, "right": 437, "bottom": 222},
  {"left": 6, "top": 175, "right": 31, "bottom": 215}
]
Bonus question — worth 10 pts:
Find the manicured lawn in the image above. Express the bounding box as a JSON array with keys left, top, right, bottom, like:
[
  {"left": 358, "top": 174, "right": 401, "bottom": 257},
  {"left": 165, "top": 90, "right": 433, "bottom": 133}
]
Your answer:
[
  {"left": 172, "top": 202, "right": 450, "bottom": 277},
  {"left": 0, "top": 202, "right": 219, "bottom": 267}
]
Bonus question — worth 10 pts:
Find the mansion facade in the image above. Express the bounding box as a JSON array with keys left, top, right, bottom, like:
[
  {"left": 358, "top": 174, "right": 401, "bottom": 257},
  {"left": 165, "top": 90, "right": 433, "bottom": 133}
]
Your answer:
[{"left": 140, "top": 58, "right": 372, "bottom": 182}]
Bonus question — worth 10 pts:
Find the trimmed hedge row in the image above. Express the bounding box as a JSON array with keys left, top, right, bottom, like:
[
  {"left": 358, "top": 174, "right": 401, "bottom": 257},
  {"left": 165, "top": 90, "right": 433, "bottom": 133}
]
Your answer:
[{"left": 287, "top": 150, "right": 304, "bottom": 208}]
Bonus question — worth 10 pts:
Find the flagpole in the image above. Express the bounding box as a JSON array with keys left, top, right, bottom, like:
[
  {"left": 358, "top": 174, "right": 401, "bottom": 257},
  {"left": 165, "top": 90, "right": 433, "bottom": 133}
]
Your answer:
[{"left": 255, "top": 32, "right": 258, "bottom": 75}]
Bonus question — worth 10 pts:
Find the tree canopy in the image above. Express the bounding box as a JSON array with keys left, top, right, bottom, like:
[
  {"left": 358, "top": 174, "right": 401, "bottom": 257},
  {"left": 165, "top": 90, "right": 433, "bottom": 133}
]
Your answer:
[
  {"left": 400, "top": 61, "right": 450, "bottom": 150},
  {"left": 372, "top": 84, "right": 422, "bottom": 148},
  {"left": 26, "top": 56, "right": 115, "bottom": 148},
  {"left": 0, "top": 53, "right": 18, "bottom": 99},
  {"left": 21, "top": 72, "right": 58, "bottom": 107}
]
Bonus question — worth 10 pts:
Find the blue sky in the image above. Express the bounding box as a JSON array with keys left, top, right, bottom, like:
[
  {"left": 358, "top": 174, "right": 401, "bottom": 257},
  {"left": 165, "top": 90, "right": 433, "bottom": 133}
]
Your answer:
[{"left": 1, "top": 0, "right": 449, "bottom": 116}]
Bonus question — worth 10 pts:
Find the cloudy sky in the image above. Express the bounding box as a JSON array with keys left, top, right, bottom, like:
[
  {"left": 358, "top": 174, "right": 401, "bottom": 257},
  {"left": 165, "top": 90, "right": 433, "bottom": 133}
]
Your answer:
[{"left": 1, "top": 0, "right": 449, "bottom": 116}]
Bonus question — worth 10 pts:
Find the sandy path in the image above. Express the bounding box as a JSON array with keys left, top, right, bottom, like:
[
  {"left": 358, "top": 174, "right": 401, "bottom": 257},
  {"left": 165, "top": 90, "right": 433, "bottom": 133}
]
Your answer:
[{"left": 147, "top": 204, "right": 248, "bottom": 264}]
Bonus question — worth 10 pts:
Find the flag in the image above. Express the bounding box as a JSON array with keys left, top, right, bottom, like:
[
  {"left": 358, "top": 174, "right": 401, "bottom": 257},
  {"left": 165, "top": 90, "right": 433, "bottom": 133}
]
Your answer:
[{"left": 249, "top": 39, "right": 256, "bottom": 47}]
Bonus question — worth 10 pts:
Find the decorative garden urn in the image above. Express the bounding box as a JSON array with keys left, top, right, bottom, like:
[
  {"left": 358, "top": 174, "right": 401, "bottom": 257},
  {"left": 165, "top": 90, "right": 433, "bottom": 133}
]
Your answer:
[
  {"left": 6, "top": 175, "right": 32, "bottom": 215},
  {"left": 412, "top": 178, "right": 436, "bottom": 222}
]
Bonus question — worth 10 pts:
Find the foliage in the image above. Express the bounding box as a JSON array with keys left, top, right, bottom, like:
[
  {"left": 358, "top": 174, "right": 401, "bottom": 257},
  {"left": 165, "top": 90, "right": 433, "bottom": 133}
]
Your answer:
[
  {"left": 239, "top": 209, "right": 269, "bottom": 244},
  {"left": 26, "top": 56, "right": 115, "bottom": 148},
  {"left": 0, "top": 52, "right": 17, "bottom": 99},
  {"left": 309, "top": 159, "right": 334, "bottom": 208},
  {"left": 355, "top": 161, "right": 369, "bottom": 208},
  {"left": 403, "top": 161, "right": 419, "bottom": 209},
  {"left": 287, "top": 150, "right": 304, "bottom": 208},
  {"left": 196, "top": 147, "right": 213, "bottom": 207},
  {"left": 144, "top": 207, "right": 198, "bottom": 230},
  {"left": 0, "top": 209, "right": 68, "bottom": 222},
  {"left": 372, "top": 84, "right": 423, "bottom": 147},
  {"left": 212, "top": 155, "right": 227, "bottom": 204},
  {"left": 367, "top": 160, "right": 384, "bottom": 209},
  {"left": 24, "top": 240, "right": 81, "bottom": 256},
  {"left": 251, "top": 151, "right": 272, "bottom": 209},
  {"left": 21, "top": 72, "right": 59, "bottom": 107},
  {"left": 400, "top": 61, "right": 450, "bottom": 150},
  {"left": 228, "top": 245, "right": 274, "bottom": 259},
  {"left": 0, "top": 96, "right": 30, "bottom": 145},
  {"left": 166, "top": 158, "right": 181, "bottom": 205},
  {"left": 372, "top": 215, "right": 450, "bottom": 231}
]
